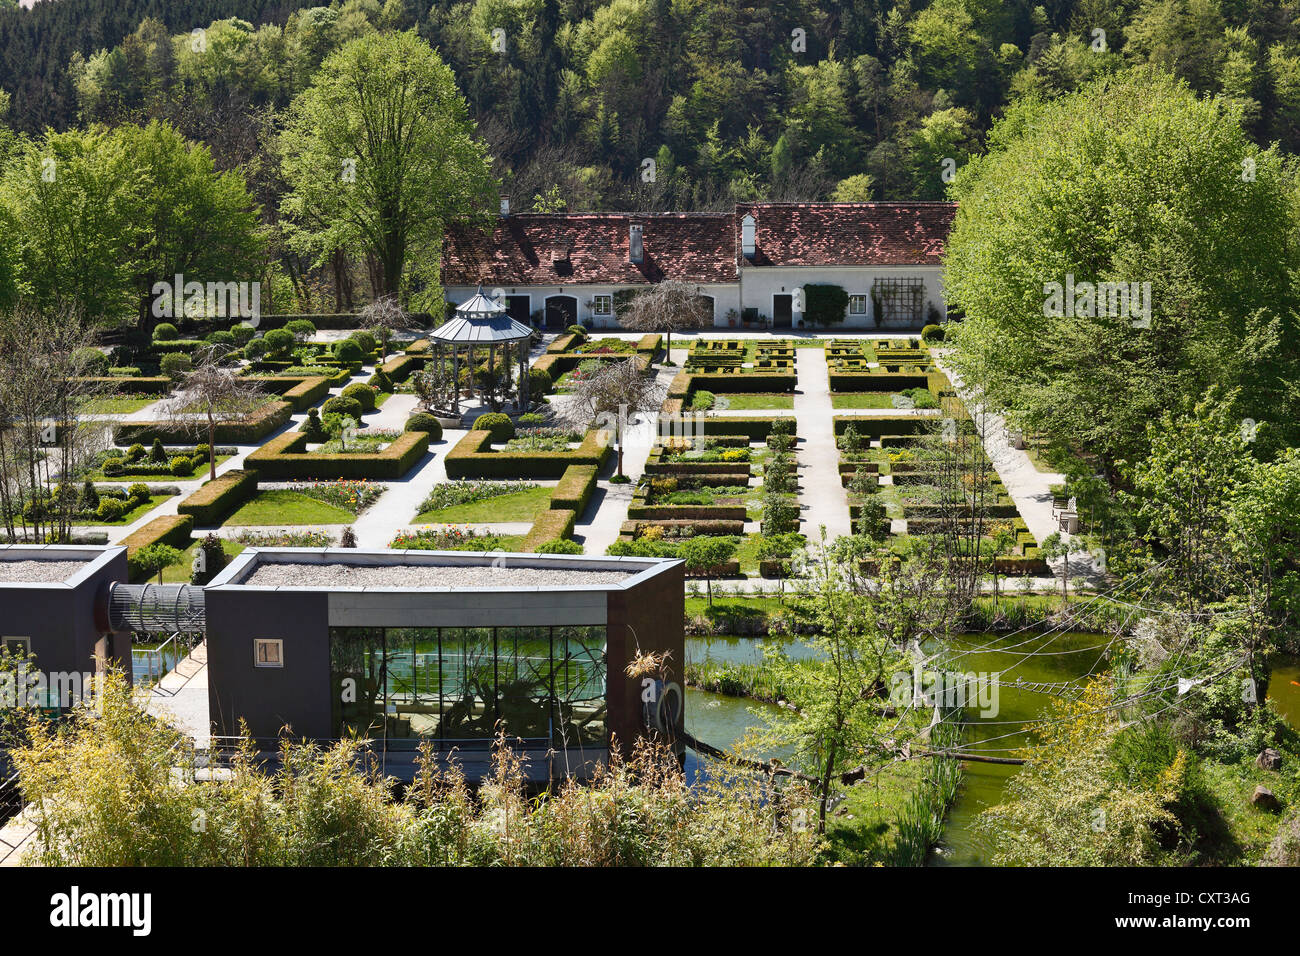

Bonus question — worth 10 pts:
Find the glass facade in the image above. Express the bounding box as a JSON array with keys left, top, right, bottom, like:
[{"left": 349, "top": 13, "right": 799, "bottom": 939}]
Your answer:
[{"left": 329, "top": 625, "right": 607, "bottom": 748}]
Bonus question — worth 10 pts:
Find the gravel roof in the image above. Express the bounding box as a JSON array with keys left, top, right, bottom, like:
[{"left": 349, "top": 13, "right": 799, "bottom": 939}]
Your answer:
[
  {"left": 241, "top": 561, "right": 634, "bottom": 589},
  {"left": 0, "top": 559, "right": 87, "bottom": 583}
]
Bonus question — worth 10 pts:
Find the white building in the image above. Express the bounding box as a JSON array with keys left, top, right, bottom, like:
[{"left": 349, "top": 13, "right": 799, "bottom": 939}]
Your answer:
[{"left": 441, "top": 202, "right": 955, "bottom": 331}]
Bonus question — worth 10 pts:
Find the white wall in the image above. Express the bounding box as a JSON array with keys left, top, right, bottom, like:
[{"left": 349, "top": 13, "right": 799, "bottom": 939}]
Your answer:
[{"left": 446, "top": 266, "right": 945, "bottom": 331}]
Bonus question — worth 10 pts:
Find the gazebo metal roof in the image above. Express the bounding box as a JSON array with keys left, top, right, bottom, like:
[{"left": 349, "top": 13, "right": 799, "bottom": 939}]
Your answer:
[{"left": 431, "top": 287, "right": 533, "bottom": 345}]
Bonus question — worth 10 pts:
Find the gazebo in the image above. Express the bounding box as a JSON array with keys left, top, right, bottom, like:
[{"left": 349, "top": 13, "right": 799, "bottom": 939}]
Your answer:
[{"left": 432, "top": 287, "right": 535, "bottom": 414}]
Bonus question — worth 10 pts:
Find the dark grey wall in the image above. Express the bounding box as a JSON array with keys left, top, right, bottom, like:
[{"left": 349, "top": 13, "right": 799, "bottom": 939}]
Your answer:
[{"left": 205, "top": 588, "right": 332, "bottom": 741}]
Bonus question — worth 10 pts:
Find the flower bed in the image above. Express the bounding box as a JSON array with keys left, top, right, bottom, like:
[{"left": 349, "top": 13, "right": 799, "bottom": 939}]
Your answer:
[
  {"left": 246, "top": 429, "right": 429, "bottom": 480},
  {"left": 444, "top": 427, "right": 610, "bottom": 479}
]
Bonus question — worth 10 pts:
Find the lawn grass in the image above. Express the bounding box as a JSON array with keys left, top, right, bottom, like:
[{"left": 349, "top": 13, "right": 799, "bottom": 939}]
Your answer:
[
  {"left": 71, "top": 494, "right": 172, "bottom": 525},
  {"left": 223, "top": 489, "right": 356, "bottom": 526},
  {"left": 80, "top": 396, "right": 158, "bottom": 414},
  {"left": 82, "top": 454, "right": 233, "bottom": 481},
  {"left": 717, "top": 393, "right": 795, "bottom": 410},
  {"left": 832, "top": 392, "right": 904, "bottom": 409},
  {"left": 414, "top": 485, "right": 553, "bottom": 523},
  {"left": 160, "top": 540, "right": 248, "bottom": 583},
  {"left": 822, "top": 758, "right": 930, "bottom": 865}
]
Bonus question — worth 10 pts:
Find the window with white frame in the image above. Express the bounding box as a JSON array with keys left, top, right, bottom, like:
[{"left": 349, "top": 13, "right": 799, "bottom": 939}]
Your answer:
[
  {"left": 2, "top": 636, "right": 31, "bottom": 657},
  {"left": 254, "top": 639, "right": 284, "bottom": 668},
  {"left": 849, "top": 294, "right": 868, "bottom": 315},
  {"left": 591, "top": 294, "right": 613, "bottom": 317}
]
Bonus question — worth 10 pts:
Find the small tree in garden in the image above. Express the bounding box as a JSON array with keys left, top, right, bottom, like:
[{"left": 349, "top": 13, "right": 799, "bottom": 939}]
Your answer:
[
  {"left": 679, "top": 536, "right": 736, "bottom": 606},
  {"left": 615, "top": 279, "right": 711, "bottom": 355},
  {"left": 165, "top": 358, "right": 267, "bottom": 481},
  {"left": 560, "top": 358, "right": 666, "bottom": 478},
  {"left": 1040, "top": 532, "right": 1089, "bottom": 609},
  {"left": 360, "top": 295, "right": 409, "bottom": 362}
]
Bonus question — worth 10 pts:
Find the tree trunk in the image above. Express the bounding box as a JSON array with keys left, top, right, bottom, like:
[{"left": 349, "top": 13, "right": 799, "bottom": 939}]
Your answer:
[{"left": 208, "top": 419, "right": 217, "bottom": 482}]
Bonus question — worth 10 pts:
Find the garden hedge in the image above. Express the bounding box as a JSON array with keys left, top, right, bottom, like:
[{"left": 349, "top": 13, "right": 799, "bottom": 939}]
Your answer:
[
  {"left": 444, "top": 428, "right": 611, "bottom": 479},
  {"left": 246, "top": 375, "right": 331, "bottom": 411},
  {"left": 245, "top": 430, "right": 429, "bottom": 480},
  {"left": 833, "top": 415, "right": 935, "bottom": 438},
  {"left": 549, "top": 464, "right": 598, "bottom": 513},
  {"left": 520, "top": 508, "right": 578, "bottom": 551},
  {"left": 828, "top": 371, "right": 931, "bottom": 392},
  {"left": 117, "top": 514, "right": 195, "bottom": 579},
  {"left": 546, "top": 333, "right": 581, "bottom": 354},
  {"left": 74, "top": 376, "right": 171, "bottom": 395},
  {"left": 115, "top": 401, "right": 292, "bottom": 445},
  {"left": 176, "top": 469, "right": 259, "bottom": 525}
]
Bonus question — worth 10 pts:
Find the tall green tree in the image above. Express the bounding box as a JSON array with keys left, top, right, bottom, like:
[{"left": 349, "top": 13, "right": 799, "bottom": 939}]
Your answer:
[
  {"left": 944, "top": 68, "right": 1300, "bottom": 471},
  {"left": 278, "top": 30, "right": 497, "bottom": 299}
]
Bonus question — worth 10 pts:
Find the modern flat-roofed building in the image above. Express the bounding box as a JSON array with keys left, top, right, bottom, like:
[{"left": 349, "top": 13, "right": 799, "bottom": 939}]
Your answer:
[
  {"left": 0, "top": 545, "right": 132, "bottom": 704},
  {"left": 203, "top": 548, "right": 685, "bottom": 780}
]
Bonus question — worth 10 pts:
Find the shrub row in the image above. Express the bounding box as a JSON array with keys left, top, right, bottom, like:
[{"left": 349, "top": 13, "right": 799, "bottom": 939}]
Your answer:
[
  {"left": 117, "top": 513, "right": 195, "bottom": 576},
  {"left": 520, "top": 508, "right": 578, "bottom": 551},
  {"left": 829, "top": 371, "right": 931, "bottom": 392},
  {"left": 549, "top": 464, "right": 598, "bottom": 513},
  {"left": 114, "top": 401, "right": 292, "bottom": 445},
  {"left": 546, "top": 333, "right": 582, "bottom": 354},
  {"left": 380, "top": 353, "right": 424, "bottom": 383},
  {"left": 245, "top": 430, "right": 428, "bottom": 480},
  {"left": 247, "top": 375, "right": 331, "bottom": 411},
  {"left": 176, "top": 469, "right": 259, "bottom": 525},
  {"left": 74, "top": 376, "right": 171, "bottom": 394},
  {"left": 832, "top": 415, "right": 934, "bottom": 438},
  {"left": 444, "top": 428, "right": 611, "bottom": 479}
]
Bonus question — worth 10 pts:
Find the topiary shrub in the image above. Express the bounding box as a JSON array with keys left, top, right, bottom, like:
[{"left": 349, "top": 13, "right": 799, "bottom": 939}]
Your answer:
[
  {"left": 263, "top": 328, "right": 295, "bottom": 357},
  {"left": 921, "top": 323, "right": 945, "bottom": 343},
  {"left": 96, "top": 498, "right": 126, "bottom": 521},
  {"left": 368, "top": 368, "right": 393, "bottom": 392},
  {"left": 231, "top": 323, "right": 257, "bottom": 346},
  {"left": 73, "top": 347, "right": 108, "bottom": 375},
  {"left": 243, "top": 337, "right": 269, "bottom": 359},
  {"left": 527, "top": 366, "right": 553, "bottom": 397},
  {"left": 191, "top": 532, "right": 228, "bottom": 585},
  {"left": 170, "top": 455, "right": 196, "bottom": 477},
  {"left": 334, "top": 339, "right": 363, "bottom": 364},
  {"left": 349, "top": 330, "right": 376, "bottom": 355},
  {"left": 322, "top": 395, "right": 363, "bottom": 419},
  {"left": 340, "top": 382, "right": 377, "bottom": 412},
  {"left": 285, "top": 318, "right": 317, "bottom": 341},
  {"left": 153, "top": 322, "right": 179, "bottom": 342},
  {"left": 404, "top": 413, "right": 443, "bottom": 440},
  {"left": 159, "top": 352, "right": 192, "bottom": 379},
  {"left": 205, "top": 329, "right": 236, "bottom": 349},
  {"left": 150, "top": 438, "right": 167, "bottom": 462},
  {"left": 473, "top": 412, "right": 515, "bottom": 443},
  {"left": 300, "top": 407, "right": 327, "bottom": 441},
  {"left": 566, "top": 324, "right": 588, "bottom": 341}
]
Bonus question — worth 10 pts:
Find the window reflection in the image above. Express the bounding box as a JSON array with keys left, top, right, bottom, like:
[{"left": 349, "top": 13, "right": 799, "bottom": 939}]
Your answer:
[{"left": 329, "top": 625, "right": 606, "bottom": 748}]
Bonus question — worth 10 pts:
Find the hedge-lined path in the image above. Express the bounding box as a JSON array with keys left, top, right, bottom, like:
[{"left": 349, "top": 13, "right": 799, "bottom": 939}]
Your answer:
[
  {"left": 934, "top": 355, "right": 1104, "bottom": 582},
  {"left": 793, "top": 346, "right": 853, "bottom": 541},
  {"left": 345, "top": 432, "right": 460, "bottom": 548}
]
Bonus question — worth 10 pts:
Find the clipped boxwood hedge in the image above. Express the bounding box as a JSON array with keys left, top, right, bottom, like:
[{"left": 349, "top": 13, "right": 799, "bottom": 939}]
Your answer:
[
  {"left": 520, "top": 508, "right": 577, "bottom": 551},
  {"left": 176, "top": 469, "right": 259, "bottom": 525},
  {"left": 118, "top": 513, "right": 195, "bottom": 579},
  {"left": 245, "top": 430, "right": 429, "bottom": 480},
  {"left": 832, "top": 414, "right": 934, "bottom": 438},
  {"left": 115, "top": 401, "right": 292, "bottom": 445},
  {"left": 74, "top": 376, "right": 171, "bottom": 395},
  {"left": 549, "top": 464, "right": 597, "bottom": 513},
  {"left": 444, "top": 428, "right": 611, "bottom": 479},
  {"left": 246, "top": 375, "right": 331, "bottom": 411}
]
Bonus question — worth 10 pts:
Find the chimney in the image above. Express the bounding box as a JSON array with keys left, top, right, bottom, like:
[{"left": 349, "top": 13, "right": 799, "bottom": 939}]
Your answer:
[
  {"left": 741, "top": 213, "right": 756, "bottom": 259},
  {"left": 629, "top": 223, "right": 644, "bottom": 264},
  {"left": 499, "top": 197, "right": 510, "bottom": 217}
]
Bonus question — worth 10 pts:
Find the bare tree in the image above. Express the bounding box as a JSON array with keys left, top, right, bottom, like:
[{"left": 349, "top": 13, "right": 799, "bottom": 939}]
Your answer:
[
  {"left": 164, "top": 358, "right": 268, "bottom": 481},
  {"left": 0, "top": 303, "right": 109, "bottom": 543},
  {"left": 616, "top": 279, "right": 711, "bottom": 356},
  {"left": 560, "top": 358, "right": 665, "bottom": 478},
  {"left": 360, "top": 294, "right": 410, "bottom": 362}
]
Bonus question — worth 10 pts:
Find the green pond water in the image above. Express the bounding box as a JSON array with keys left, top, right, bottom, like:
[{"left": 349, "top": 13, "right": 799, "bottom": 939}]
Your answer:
[{"left": 683, "top": 634, "right": 1300, "bottom": 865}]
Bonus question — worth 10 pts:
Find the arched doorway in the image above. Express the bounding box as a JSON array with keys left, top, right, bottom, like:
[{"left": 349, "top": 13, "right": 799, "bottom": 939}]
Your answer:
[
  {"left": 695, "top": 295, "right": 716, "bottom": 325},
  {"left": 544, "top": 295, "right": 577, "bottom": 329}
]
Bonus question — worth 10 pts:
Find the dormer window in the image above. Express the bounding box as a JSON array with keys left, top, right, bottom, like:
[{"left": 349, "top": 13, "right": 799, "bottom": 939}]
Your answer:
[
  {"left": 629, "top": 224, "right": 644, "bottom": 264},
  {"left": 741, "top": 214, "right": 756, "bottom": 259}
]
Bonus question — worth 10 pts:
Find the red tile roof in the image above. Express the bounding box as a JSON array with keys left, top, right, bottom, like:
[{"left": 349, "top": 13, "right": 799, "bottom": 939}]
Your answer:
[
  {"left": 734, "top": 202, "right": 954, "bottom": 267},
  {"left": 441, "top": 213, "right": 735, "bottom": 286},
  {"left": 440, "top": 203, "right": 955, "bottom": 285}
]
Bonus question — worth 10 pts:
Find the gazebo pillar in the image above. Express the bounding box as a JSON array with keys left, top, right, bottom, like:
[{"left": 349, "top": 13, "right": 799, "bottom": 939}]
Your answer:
[
  {"left": 451, "top": 346, "right": 460, "bottom": 414},
  {"left": 518, "top": 339, "right": 529, "bottom": 412}
]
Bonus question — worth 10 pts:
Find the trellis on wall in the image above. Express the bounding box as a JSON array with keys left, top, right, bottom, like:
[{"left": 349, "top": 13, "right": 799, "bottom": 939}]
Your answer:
[{"left": 872, "top": 276, "right": 926, "bottom": 326}]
